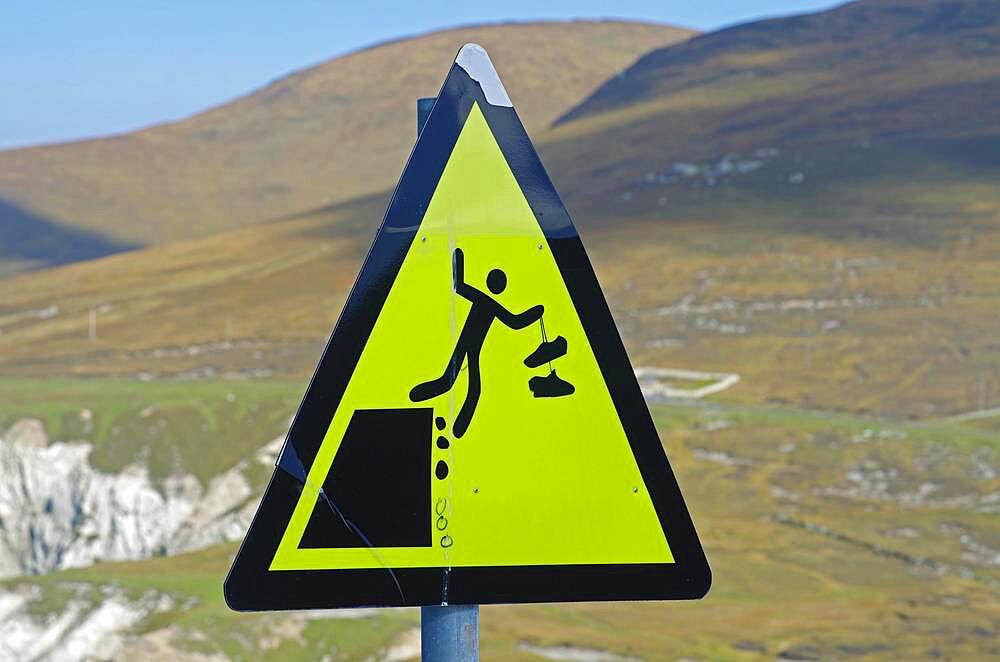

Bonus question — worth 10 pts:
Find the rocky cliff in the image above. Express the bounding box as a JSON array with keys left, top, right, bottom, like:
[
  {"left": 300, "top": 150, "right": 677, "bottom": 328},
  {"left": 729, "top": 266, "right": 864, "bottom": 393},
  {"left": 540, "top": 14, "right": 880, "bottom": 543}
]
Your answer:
[{"left": 0, "top": 418, "right": 280, "bottom": 579}]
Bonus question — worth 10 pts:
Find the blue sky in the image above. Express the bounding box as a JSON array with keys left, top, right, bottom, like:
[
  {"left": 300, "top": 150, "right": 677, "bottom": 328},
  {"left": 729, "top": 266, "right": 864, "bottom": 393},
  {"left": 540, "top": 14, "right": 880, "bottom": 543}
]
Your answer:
[{"left": 0, "top": 1, "right": 840, "bottom": 149}]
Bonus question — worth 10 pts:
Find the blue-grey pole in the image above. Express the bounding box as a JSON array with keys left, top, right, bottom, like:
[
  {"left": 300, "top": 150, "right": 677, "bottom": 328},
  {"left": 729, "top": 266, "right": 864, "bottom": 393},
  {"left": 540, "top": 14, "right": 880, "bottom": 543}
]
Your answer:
[
  {"left": 417, "top": 96, "right": 480, "bottom": 662},
  {"left": 422, "top": 604, "right": 480, "bottom": 661}
]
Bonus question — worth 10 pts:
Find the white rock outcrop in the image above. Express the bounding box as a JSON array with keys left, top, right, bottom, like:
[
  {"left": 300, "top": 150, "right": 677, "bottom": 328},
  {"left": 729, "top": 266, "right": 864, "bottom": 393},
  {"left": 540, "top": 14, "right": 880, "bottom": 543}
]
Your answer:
[{"left": 0, "top": 418, "right": 278, "bottom": 579}]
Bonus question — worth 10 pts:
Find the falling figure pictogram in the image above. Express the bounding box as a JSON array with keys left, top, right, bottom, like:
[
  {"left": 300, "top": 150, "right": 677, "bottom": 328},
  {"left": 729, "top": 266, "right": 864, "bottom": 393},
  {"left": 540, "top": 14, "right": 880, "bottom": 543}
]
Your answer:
[{"left": 410, "top": 247, "right": 546, "bottom": 437}]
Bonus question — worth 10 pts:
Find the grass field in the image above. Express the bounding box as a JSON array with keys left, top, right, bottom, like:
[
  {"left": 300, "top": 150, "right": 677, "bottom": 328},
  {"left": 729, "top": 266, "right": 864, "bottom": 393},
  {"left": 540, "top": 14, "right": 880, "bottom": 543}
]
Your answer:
[
  {"left": 0, "top": 378, "right": 301, "bottom": 484},
  {"left": 1, "top": 146, "right": 996, "bottom": 423},
  {"left": 5, "top": 401, "right": 997, "bottom": 659}
]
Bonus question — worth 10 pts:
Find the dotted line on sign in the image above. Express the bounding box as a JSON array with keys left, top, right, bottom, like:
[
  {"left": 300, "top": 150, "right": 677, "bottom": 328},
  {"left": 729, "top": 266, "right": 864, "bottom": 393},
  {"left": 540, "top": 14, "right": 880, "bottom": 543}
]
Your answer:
[{"left": 434, "top": 415, "right": 453, "bottom": 548}]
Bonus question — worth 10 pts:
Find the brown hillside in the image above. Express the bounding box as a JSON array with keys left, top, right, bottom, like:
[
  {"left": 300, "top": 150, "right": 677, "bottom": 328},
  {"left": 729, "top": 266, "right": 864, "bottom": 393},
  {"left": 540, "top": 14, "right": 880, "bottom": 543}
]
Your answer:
[
  {"left": 0, "top": 1, "right": 997, "bottom": 422},
  {"left": 544, "top": 0, "right": 1000, "bottom": 213},
  {"left": 0, "top": 20, "right": 693, "bottom": 252}
]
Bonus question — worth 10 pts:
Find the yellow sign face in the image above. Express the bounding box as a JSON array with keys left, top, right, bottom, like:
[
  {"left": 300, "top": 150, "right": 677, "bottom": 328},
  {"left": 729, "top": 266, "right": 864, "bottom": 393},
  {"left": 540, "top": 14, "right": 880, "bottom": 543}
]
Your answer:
[
  {"left": 226, "top": 44, "right": 709, "bottom": 610},
  {"left": 272, "top": 104, "right": 671, "bottom": 570}
]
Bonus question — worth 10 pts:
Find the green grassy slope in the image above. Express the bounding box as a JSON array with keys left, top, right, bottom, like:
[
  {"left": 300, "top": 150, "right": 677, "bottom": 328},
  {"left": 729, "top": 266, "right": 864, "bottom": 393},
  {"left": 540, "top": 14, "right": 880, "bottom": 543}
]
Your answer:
[
  {"left": 0, "top": 146, "right": 996, "bottom": 420},
  {"left": 0, "top": 20, "right": 693, "bottom": 263},
  {"left": 6, "top": 402, "right": 997, "bottom": 659},
  {"left": 6, "top": 543, "right": 419, "bottom": 660},
  {"left": 0, "top": 379, "right": 301, "bottom": 484}
]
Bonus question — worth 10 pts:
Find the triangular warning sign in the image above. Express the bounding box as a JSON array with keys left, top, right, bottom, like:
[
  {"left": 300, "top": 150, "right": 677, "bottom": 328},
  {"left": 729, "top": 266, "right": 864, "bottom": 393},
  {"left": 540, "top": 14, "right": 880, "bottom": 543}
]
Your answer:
[{"left": 226, "top": 44, "right": 710, "bottom": 609}]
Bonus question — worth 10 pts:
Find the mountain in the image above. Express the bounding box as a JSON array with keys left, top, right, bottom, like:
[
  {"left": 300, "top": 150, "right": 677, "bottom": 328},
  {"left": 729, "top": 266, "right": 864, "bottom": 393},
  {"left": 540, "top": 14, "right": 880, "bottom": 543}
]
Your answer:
[
  {"left": 0, "top": 20, "right": 693, "bottom": 272},
  {"left": 541, "top": 0, "right": 999, "bottom": 212},
  {"left": 559, "top": 0, "right": 1000, "bottom": 133},
  {"left": 1, "top": 0, "right": 996, "bottom": 420}
]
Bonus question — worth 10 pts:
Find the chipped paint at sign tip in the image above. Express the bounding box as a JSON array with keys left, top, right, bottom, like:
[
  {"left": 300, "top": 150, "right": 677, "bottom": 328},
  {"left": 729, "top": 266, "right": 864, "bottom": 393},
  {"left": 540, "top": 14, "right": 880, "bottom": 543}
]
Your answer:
[{"left": 456, "top": 44, "right": 512, "bottom": 107}]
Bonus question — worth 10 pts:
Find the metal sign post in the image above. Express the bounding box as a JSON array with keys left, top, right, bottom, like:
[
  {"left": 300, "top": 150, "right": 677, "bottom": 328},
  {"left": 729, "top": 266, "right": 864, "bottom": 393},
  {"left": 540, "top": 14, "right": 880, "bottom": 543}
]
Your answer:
[
  {"left": 422, "top": 603, "right": 479, "bottom": 661},
  {"left": 417, "top": 96, "right": 481, "bottom": 662}
]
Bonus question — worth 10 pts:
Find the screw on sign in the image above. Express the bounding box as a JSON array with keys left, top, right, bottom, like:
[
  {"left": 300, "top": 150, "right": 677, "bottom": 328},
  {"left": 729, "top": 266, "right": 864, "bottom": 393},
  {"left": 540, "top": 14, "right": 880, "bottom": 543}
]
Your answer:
[{"left": 225, "top": 44, "right": 710, "bottom": 660}]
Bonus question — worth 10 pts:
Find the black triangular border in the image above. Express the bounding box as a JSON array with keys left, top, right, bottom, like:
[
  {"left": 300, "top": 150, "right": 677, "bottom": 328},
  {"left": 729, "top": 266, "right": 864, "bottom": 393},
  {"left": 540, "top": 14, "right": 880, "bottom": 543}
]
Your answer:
[{"left": 225, "top": 46, "right": 710, "bottom": 610}]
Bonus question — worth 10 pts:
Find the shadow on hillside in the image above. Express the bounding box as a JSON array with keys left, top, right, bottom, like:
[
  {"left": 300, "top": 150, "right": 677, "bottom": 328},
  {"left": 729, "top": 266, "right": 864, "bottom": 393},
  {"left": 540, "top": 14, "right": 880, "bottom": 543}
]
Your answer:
[
  {"left": 0, "top": 199, "right": 140, "bottom": 276},
  {"left": 277, "top": 191, "right": 393, "bottom": 241}
]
